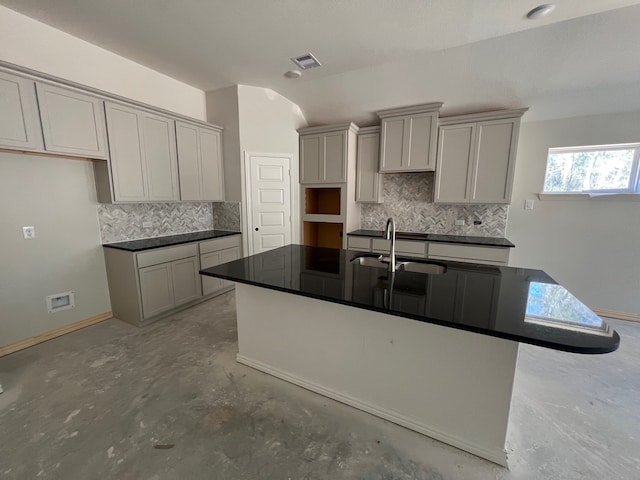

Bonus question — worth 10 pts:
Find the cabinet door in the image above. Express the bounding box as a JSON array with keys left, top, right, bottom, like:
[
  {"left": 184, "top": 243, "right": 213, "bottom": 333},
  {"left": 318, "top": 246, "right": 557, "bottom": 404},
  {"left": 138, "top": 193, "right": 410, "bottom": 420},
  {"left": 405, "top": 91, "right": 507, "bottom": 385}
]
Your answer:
[
  {"left": 105, "top": 102, "right": 148, "bottom": 202},
  {"left": 0, "top": 71, "right": 43, "bottom": 150},
  {"left": 434, "top": 123, "right": 476, "bottom": 204},
  {"left": 379, "top": 117, "right": 405, "bottom": 172},
  {"left": 220, "top": 246, "right": 241, "bottom": 288},
  {"left": 322, "top": 131, "right": 347, "bottom": 183},
  {"left": 406, "top": 112, "right": 437, "bottom": 170},
  {"left": 142, "top": 112, "right": 180, "bottom": 201},
  {"left": 300, "top": 134, "right": 321, "bottom": 184},
  {"left": 355, "top": 132, "right": 382, "bottom": 203},
  {"left": 36, "top": 83, "right": 108, "bottom": 158},
  {"left": 200, "top": 251, "right": 225, "bottom": 295},
  {"left": 471, "top": 119, "right": 518, "bottom": 204},
  {"left": 172, "top": 257, "right": 201, "bottom": 306},
  {"left": 176, "top": 121, "right": 202, "bottom": 200},
  {"left": 139, "top": 263, "right": 174, "bottom": 319},
  {"left": 200, "top": 127, "right": 225, "bottom": 201}
]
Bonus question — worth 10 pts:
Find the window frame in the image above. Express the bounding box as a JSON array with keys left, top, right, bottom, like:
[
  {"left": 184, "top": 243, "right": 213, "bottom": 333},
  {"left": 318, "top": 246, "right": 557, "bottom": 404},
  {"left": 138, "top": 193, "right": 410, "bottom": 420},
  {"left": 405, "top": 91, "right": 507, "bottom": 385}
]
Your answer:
[{"left": 543, "top": 143, "right": 640, "bottom": 195}]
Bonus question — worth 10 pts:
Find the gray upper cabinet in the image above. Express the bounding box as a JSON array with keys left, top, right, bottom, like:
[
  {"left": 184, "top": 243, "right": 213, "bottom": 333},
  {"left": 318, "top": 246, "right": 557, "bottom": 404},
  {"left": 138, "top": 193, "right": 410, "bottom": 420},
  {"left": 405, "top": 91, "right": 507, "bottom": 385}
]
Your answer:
[
  {"left": 102, "top": 102, "right": 179, "bottom": 203},
  {"left": 377, "top": 103, "right": 442, "bottom": 173},
  {"left": 434, "top": 109, "right": 527, "bottom": 204},
  {"left": 355, "top": 127, "right": 382, "bottom": 203},
  {"left": 298, "top": 123, "right": 358, "bottom": 184},
  {"left": 36, "top": 82, "right": 108, "bottom": 159},
  {"left": 176, "top": 121, "right": 224, "bottom": 201},
  {"left": 0, "top": 71, "right": 43, "bottom": 151}
]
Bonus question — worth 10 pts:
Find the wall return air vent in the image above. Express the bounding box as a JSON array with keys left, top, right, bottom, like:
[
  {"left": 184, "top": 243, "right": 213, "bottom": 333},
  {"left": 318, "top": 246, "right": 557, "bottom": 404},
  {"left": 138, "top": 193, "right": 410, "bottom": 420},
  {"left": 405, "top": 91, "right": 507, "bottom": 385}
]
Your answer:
[
  {"left": 46, "top": 291, "right": 75, "bottom": 313},
  {"left": 291, "top": 53, "right": 322, "bottom": 70}
]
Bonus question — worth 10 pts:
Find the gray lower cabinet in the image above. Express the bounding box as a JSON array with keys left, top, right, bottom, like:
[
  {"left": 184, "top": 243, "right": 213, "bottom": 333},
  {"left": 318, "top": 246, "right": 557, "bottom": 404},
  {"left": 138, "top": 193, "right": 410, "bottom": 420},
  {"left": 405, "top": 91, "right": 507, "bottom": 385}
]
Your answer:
[
  {"left": 104, "top": 243, "right": 204, "bottom": 326},
  {"left": 199, "top": 236, "right": 242, "bottom": 295},
  {"left": 35, "top": 82, "right": 108, "bottom": 159},
  {"left": 0, "top": 71, "right": 43, "bottom": 150}
]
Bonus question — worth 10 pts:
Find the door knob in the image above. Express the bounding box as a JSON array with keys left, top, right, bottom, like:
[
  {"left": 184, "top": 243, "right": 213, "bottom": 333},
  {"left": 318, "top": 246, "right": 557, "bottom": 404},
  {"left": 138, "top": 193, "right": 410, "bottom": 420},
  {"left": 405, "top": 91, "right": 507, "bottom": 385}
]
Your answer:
[{"left": 255, "top": 227, "right": 259, "bottom": 231}]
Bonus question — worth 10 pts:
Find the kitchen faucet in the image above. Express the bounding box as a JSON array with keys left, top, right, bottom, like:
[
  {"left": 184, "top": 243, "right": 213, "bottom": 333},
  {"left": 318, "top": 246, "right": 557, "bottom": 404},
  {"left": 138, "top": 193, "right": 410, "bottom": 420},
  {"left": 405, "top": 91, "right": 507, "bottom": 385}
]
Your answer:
[{"left": 383, "top": 217, "right": 396, "bottom": 274}]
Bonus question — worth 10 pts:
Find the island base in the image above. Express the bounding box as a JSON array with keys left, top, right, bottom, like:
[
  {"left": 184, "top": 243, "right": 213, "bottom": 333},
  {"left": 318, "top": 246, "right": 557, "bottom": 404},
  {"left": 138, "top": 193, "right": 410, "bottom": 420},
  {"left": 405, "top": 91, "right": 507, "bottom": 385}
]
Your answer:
[{"left": 235, "top": 283, "right": 519, "bottom": 466}]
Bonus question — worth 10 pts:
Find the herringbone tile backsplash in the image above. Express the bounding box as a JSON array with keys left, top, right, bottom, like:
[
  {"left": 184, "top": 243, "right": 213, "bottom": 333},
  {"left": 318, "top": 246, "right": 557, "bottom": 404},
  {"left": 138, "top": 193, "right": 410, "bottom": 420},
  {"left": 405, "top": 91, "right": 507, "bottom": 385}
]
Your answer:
[
  {"left": 212, "top": 202, "right": 241, "bottom": 231},
  {"left": 361, "top": 173, "right": 508, "bottom": 237},
  {"left": 98, "top": 203, "right": 214, "bottom": 243}
]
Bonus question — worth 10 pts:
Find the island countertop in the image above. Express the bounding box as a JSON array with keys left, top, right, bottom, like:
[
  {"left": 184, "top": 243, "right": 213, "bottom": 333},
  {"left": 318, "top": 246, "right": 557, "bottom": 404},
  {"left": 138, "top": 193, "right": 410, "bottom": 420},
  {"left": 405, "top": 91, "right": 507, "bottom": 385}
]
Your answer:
[{"left": 200, "top": 244, "right": 619, "bottom": 354}]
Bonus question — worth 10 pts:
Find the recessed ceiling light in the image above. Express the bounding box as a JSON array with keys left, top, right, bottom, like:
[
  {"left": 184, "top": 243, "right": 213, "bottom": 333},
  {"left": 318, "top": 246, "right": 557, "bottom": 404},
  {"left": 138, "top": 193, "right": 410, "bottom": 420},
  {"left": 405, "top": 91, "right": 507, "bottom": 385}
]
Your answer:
[
  {"left": 291, "top": 53, "right": 322, "bottom": 70},
  {"left": 526, "top": 4, "right": 555, "bottom": 19},
  {"left": 284, "top": 69, "right": 302, "bottom": 79}
]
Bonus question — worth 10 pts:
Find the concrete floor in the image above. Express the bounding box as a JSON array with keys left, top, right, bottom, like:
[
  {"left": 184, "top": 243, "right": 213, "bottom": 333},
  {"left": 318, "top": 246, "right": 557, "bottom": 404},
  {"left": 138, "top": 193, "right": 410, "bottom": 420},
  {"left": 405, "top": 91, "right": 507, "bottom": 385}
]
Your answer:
[{"left": 1, "top": 291, "right": 639, "bottom": 480}]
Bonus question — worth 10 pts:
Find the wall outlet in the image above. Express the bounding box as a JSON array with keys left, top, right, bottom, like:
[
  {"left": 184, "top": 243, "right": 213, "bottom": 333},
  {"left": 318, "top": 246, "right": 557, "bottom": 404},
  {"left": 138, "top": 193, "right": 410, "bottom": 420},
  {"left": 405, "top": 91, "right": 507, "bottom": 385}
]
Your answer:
[
  {"left": 142, "top": 221, "right": 153, "bottom": 228},
  {"left": 455, "top": 219, "right": 465, "bottom": 226},
  {"left": 365, "top": 217, "right": 373, "bottom": 224},
  {"left": 22, "top": 226, "right": 36, "bottom": 239},
  {"left": 473, "top": 220, "right": 482, "bottom": 225}
]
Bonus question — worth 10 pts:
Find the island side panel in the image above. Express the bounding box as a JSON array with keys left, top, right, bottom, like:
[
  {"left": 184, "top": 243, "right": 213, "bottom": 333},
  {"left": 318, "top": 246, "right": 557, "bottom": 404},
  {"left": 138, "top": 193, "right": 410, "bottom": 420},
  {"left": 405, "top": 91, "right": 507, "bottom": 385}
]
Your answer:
[{"left": 234, "top": 283, "right": 519, "bottom": 466}]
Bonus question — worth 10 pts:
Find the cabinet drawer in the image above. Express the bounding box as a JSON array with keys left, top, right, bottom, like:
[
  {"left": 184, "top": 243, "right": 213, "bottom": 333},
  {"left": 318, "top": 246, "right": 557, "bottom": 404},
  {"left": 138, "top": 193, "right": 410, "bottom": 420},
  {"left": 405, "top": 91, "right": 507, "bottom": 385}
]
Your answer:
[
  {"left": 428, "top": 243, "right": 509, "bottom": 265},
  {"left": 372, "top": 239, "right": 426, "bottom": 257},
  {"left": 199, "top": 235, "right": 241, "bottom": 254},
  {"left": 137, "top": 243, "right": 198, "bottom": 268},
  {"left": 347, "top": 236, "right": 371, "bottom": 251}
]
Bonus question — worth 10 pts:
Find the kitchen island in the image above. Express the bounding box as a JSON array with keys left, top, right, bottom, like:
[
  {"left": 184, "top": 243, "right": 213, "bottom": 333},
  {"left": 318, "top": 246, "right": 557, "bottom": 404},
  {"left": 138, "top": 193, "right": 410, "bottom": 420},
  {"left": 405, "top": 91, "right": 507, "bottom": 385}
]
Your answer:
[{"left": 200, "top": 244, "right": 619, "bottom": 466}]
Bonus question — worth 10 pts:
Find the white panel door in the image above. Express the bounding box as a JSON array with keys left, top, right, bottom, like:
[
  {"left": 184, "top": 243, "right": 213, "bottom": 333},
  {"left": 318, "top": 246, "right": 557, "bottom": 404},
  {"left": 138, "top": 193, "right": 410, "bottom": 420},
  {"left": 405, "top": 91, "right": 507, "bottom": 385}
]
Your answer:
[
  {"left": 248, "top": 154, "right": 292, "bottom": 254},
  {"left": 0, "top": 71, "right": 43, "bottom": 150}
]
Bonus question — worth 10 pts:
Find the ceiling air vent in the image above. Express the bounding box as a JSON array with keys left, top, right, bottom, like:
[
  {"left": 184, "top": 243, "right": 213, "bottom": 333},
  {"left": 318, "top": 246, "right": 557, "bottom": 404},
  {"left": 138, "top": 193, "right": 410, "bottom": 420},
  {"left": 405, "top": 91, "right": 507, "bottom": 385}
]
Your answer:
[{"left": 291, "top": 53, "right": 322, "bottom": 70}]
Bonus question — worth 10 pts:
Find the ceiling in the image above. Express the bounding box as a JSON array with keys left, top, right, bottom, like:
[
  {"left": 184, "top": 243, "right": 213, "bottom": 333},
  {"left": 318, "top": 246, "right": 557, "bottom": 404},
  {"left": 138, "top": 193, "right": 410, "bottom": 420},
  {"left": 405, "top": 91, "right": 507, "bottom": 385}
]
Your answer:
[{"left": 2, "top": 0, "right": 640, "bottom": 124}]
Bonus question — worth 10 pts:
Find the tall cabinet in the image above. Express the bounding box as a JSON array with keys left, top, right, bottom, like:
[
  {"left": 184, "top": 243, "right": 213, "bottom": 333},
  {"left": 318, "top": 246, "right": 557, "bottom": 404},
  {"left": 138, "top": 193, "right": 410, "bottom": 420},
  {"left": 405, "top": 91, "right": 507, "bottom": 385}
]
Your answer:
[
  {"left": 434, "top": 109, "right": 527, "bottom": 204},
  {"left": 298, "top": 123, "right": 360, "bottom": 249}
]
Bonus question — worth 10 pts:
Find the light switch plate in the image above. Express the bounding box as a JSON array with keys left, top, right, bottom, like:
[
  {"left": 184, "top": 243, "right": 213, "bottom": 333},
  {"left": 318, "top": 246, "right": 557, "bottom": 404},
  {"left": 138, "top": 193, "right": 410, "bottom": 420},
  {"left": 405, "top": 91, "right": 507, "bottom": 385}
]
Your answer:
[
  {"left": 455, "top": 219, "right": 465, "bottom": 226},
  {"left": 525, "top": 199, "right": 535, "bottom": 210},
  {"left": 22, "top": 226, "right": 36, "bottom": 239},
  {"left": 142, "top": 221, "right": 153, "bottom": 228}
]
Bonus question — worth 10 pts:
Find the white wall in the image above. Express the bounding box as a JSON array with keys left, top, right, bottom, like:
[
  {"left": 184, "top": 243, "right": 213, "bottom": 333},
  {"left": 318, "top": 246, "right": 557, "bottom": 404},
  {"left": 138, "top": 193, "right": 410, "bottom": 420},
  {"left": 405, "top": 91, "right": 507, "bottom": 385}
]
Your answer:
[
  {"left": 0, "top": 5, "right": 206, "bottom": 119},
  {"left": 0, "top": 153, "right": 112, "bottom": 346},
  {"left": 507, "top": 112, "right": 640, "bottom": 315}
]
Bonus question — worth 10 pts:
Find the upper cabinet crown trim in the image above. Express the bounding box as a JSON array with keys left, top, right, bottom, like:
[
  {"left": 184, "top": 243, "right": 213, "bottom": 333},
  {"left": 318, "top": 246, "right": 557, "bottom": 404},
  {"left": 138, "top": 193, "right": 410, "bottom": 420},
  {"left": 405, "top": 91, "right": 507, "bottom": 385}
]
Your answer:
[
  {"left": 357, "top": 126, "right": 380, "bottom": 135},
  {"left": 376, "top": 102, "right": 443, "bottom": 119},
  {"left": 0, "top": 60, "right": 222, "bottom": 132},
  {"left": 438, "top": 108, "right": 529, "bottom": 125},
  {"left": 298, "top": 122, "right": 359, "bottom": 136}
]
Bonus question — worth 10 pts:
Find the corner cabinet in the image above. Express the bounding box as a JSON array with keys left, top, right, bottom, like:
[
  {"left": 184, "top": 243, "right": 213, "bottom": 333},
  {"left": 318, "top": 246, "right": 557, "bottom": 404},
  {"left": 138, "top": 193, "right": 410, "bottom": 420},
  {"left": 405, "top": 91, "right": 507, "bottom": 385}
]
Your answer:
[
  {"left": 299, "top": 123, "right": 358, "bottom": 184},
  {"left": 35, "top": 82, "right": 108, "bottom": 159},
  {"left": 96, "top": 102, "right": 180, "bottom": 203},
  {"left": 355, "top": 126, "right": 382, "bottom": 203},
  {"left": 176, "top": 121, "right": 225, "bottom": 201},
  {"left": 434, "top": 109, "right": 527, "bottom": 204},
  {"left": 377, "top": 103, "right": 442, "bottom": 173},
  {"left": 0, "top": 71, "right": 43, "bottom": 151}
]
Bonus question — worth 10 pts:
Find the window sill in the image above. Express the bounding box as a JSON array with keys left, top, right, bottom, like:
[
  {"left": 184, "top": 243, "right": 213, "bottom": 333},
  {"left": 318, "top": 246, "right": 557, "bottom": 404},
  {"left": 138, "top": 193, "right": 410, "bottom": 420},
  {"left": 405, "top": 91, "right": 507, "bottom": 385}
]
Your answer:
[{"left": 538, "top": 193, "right": 640, "bottom": 202}]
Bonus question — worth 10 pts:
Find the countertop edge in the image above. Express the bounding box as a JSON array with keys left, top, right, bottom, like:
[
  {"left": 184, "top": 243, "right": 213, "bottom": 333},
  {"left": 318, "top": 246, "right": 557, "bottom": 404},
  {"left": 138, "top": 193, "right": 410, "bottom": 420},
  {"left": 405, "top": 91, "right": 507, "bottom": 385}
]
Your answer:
[
  {"left": 103, "top": 230, "right": 242, "bottom": 252},
  {"left": 199, "top": 270, "right": 619, "bottom": 355},
  {"left": 347, "top": 230, "right": 515, "bottom": 248}
]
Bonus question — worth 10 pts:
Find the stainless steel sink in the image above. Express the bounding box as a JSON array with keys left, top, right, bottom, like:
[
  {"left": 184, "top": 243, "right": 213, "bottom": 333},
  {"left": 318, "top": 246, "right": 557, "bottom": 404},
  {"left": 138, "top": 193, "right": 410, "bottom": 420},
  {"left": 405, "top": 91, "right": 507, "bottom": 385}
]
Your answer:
[
  {"left": 397, "top": 261, "right": 446, "bottom": 275},
  {"left": 351, "top": 256, "right": 388, "bottom": 269},
  {"left": 351, "top": 255, "right": 446, "bottom": 275}
]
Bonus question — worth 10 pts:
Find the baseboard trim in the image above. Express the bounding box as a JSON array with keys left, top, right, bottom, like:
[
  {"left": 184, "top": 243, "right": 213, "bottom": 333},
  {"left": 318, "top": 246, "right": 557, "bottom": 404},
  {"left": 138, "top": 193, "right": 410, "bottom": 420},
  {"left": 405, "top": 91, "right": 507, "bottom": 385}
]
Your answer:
[
  {"left": 593, "top": 308, "right": 640, "bottom": 323},
  {"left": 236, "top": 353, "right": 508, "bottom": 467},
  {"left": 0, "top": 311, "right": 113, "bottom": 357}
]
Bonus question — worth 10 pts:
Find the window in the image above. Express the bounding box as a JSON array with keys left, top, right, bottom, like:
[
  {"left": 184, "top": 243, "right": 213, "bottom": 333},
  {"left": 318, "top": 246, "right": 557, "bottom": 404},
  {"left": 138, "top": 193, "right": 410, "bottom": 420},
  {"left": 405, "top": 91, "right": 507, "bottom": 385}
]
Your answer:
[{"left": 543, "top": 144, "right": 640, "bottom": 194}]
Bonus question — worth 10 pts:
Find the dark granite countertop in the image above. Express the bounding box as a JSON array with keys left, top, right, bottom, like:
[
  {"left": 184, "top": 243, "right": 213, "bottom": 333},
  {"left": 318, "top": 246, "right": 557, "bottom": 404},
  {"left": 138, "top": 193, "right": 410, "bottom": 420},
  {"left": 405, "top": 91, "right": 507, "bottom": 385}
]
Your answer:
[
  {"left": 347, "top": 229, "right": 515, "bottom": 248},
  {"left": 103, "top": 230, "right": 241, "bottom": 252},
  {"left": 200, "top": 244, "right": 619, "bottom": 354}
]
